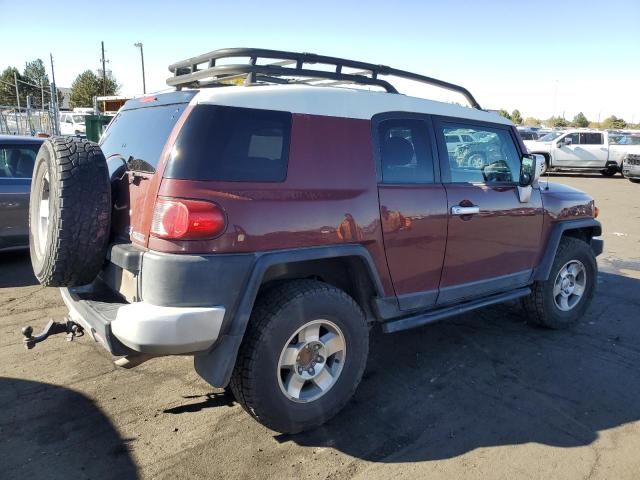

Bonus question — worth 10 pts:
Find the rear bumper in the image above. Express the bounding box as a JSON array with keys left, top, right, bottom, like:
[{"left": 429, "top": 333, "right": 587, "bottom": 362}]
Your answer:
[{"left": 62, "top": 279, "right": 227, "bottom": 356}]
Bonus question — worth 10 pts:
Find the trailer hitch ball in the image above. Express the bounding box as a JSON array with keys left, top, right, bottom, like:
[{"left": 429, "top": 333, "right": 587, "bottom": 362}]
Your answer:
[{"left": 21, "top": 318, "right": 84, "bottom": 350}]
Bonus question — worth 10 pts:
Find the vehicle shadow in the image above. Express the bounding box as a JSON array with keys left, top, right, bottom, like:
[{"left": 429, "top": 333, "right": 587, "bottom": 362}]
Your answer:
[
  {"left": 0, "top": 377, "right": 139, "bottom": 479},
  {"left": 0, "top": 250, "right": 38, "bottom": 288},
  {"left": 278, "top": 270, "right": 640, "bottom": 463}
]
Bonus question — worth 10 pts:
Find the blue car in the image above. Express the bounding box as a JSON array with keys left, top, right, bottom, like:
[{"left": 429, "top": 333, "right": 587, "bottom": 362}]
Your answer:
[{"left": 0, "top": 135, "right": 45, "bottom": 252}]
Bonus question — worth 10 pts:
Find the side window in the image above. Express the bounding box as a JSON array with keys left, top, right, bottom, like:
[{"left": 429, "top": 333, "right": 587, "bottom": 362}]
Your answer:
[
  {"left": 438, "top": 123, "right": 520, "bottom": 183},
  {"left": 166, "top": 105, "right": 291, "bottom": 182},
  {"left": 567, "top": 133, "right": 580, "bottom": 145},
  {"left": 581, "top": 133, "right": 603, "bottom": 145},
  {"left": 378, "top": 118, "right": 434, "bottom": 184},
  {"left": 0, "top": 145, "right": 39, "bottom": 178}
]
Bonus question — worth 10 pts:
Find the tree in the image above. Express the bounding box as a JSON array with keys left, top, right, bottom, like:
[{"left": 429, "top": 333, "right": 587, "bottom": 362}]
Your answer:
[
  {"left": 497, "top": 109, "right": 511, "bottom": 120},
  {"left": 601, "top": 115, "right": 627, "bottom": 130},
  {"left": 511, "top": 109, "right": 523, "bottom": 125},
  {"left": 545, "top": 116, "right": 569, "bottom": 128},
  {"left": 22, "top": 59, "right": 50, "bottom": 108},
  {"left": 0, "top": 67, "right": 22, "bottom": 106},
  {"left": 572, "top": 112, "right": 589, "bottom": 128},
  {"left": 69, "top": 70, "right": 118, "bottom": 108},
  {"left": 523, "top": 117, "right": 541, "bottom": 126}
]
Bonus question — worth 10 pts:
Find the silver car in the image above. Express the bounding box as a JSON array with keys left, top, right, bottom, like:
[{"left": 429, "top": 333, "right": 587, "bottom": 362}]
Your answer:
[{"left": 0, "top": 135, "right": 45, "bottom": 251}]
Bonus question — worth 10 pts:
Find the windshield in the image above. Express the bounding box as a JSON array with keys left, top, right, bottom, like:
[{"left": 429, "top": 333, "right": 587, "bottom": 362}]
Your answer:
[
  {"left": 537, "top": 132, "right": 563, "bottom": 142},
  {"left": 72, "top": 115, "right": 87, "bottom": 124}
]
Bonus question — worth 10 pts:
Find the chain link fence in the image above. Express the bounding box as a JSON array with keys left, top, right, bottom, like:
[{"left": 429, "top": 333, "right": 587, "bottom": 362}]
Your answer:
[{"left": 0, "top": 105, "right": 58, "bottom": 136}]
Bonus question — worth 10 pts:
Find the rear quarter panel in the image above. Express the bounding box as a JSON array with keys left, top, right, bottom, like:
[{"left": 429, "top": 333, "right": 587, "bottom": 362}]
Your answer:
[{"left": 154, "top": 113, "right": 394, "bottom": 293}]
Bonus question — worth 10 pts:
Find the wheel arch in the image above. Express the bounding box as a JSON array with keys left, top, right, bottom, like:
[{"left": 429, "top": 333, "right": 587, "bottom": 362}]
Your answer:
[
  {"left": 533, "top": 219, "right": 602, "bottom": 281},
  {"left": 194, "top": 245, "right": 385, "bottom": 388}
]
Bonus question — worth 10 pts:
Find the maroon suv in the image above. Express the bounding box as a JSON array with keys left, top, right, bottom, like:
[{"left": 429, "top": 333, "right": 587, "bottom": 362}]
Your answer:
[{"left": 26, "top": 49, "right": 602, "bottom": 433}]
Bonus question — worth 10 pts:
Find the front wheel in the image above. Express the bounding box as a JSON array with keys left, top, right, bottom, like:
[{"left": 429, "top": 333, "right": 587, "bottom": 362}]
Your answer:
[
  {"left": 522, "top": 237, "right": 597, "bottom": 329},
  {"left": 230, "top": 280, "right": 369, "bottom": 433}
]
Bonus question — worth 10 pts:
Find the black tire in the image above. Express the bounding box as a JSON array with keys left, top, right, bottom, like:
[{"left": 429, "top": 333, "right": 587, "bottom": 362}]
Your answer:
[
  {"left": 629, "top": 178, "right": 640, "bottom": 184},
  {"left": 230, "top": 279, "right": 369, "bottom": 434},
  {"left": 522, "top": 237, "right": 597, "bottom": 329},
  {"left": 601, "top": 167, "right": 617, "bottom": 177},
  {"left": 29, "top": 137, "right": 111, "bottom": 287}
]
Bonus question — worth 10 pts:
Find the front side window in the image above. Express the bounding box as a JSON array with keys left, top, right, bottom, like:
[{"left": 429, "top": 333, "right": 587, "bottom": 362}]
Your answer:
[
  {"left": 438, "top": 123, "right": 520, "bottom": 183},
  {"left": 378, "top": 118, "right": 434, "bottom": 184},
  {"left": 566, "top": 133, "right": 580, "bottom": 145},
  {"left": 0, "top": 144, "right": 40, "bottom": 178}
]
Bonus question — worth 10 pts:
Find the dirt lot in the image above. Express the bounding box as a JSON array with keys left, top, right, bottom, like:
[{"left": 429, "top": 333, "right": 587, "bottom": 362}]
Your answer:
[{"left": 1, "top": 174, "right": 639, "bottom": 480}]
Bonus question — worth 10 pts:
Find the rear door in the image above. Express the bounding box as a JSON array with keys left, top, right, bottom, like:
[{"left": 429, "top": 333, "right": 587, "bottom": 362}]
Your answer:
[
  {"left": 99, "top": 91, "right": 196, "bottom": 245},
  {"left": 556, "top": 132, "right": 608, "bottom": 167},
  {"left": 433, "top": 118, "right": 544, "bottom": 305},
  {"left": 375, "top": 114, "right": 447, "bottom": 312}
]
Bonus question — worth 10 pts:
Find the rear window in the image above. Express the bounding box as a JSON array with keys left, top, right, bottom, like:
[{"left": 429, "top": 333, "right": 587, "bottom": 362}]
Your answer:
[
  {"left": 100, "top": 103, "right": 188, "bottom": 173},
  {"left": 164, "top": 105, "right": 291, "bottom": 182}
]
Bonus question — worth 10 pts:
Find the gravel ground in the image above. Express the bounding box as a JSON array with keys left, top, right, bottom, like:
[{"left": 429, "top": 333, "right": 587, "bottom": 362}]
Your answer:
[{"left": 1, "top": 173, "right": 639, "bottom": 480}]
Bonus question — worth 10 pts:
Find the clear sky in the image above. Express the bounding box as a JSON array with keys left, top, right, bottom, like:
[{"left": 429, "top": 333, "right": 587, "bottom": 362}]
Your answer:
[{"left": 1, "top": 0, "right": 639, "bottom": 122}]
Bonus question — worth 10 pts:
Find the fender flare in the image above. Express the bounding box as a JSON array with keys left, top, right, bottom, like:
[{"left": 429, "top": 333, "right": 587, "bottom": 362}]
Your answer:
[
  {"left": 194, "top": 245, "right": 385, "bottom": 387},
  {"left": 533, "top": 218, "right": 602, "bottom": 281}
]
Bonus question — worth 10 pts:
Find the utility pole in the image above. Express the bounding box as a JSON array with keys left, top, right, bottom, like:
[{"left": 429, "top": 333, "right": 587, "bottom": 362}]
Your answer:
[
  {"left": 50, "top": 53, "right": 59, "bottom": 135},
  {"left": 14, "top": 72, "right": 21, "bottom": 135},
  {"left": 134, "top": 42, "right": 146, "bottom": 94},
  {"left": 101, "top": 41, "right": 107, "bottom": 96}
]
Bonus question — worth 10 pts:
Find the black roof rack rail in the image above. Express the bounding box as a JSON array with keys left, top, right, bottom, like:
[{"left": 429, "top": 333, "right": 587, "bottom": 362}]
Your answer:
[{"left": 167, "top": 48, "right": 482, "bottom": 110}]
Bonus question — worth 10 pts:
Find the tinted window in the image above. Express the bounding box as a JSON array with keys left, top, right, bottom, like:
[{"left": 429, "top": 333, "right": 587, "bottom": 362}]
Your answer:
[
  {"left": 0, "top": 144, "right": 40, "bottom": 178},
  {"left": 461, "top": 135, "right": 474, "bottom": 142},
  {"left": 580, "top": 133, "right": 603, "bottom": 145},
  {"left": 100, "top": 103, "right": 188, "bottom": 173},
  {"left": 445, "top": 135, "right": 460, "bottom": 144},
  {"left": 165, "top": 105, "right": 291, "bottom": 182},
  {"left": 378, "top": 119, "right": 434, "bottom": 184},
  {"left": 439, "top": 123, "right": 520, "bottom": 183}
]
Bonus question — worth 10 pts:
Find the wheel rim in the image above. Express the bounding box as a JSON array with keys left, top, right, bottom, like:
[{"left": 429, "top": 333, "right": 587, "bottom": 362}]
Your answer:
[
  {"left": 277, "top": 319, "right": 346, "bottom": 403},
  {"left": 33, "top": 168, "right": 50, "bottom": 257},
  {"left": 468, "top": 154, "right": 484, "bottom": 168},
  {"left": 553, "top": 260, "right": 587, "bottom": 311}
]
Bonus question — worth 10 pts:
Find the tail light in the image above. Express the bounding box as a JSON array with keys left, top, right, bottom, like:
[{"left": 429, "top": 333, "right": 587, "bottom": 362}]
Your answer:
[{"left": 151, "top": 197, "right": 226, "bottom": 240}]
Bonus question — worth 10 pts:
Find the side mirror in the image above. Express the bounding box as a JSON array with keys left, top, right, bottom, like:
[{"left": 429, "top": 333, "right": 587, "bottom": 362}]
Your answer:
[{"left": 519, "top": 154, "right": 537, "bottom": 187}]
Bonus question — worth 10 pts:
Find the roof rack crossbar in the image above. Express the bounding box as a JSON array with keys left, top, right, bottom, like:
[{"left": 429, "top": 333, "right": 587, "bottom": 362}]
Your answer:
[{"left": 167, "top": 48, "right": 481, "bottom": 109}]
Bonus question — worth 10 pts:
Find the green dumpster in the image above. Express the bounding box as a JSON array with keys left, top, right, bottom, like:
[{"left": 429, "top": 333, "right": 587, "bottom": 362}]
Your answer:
[{"left": 85, "top": 115, "right": 113, "bottom": 142}]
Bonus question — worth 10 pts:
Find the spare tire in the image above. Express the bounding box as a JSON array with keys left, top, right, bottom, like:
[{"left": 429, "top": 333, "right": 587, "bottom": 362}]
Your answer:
[{"left": 29, "top": 137, "right": 111, "bottom": 287}]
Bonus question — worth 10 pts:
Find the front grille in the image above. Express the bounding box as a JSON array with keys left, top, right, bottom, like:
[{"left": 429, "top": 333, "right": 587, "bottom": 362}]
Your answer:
[{"left": 627, "top": 157, "right": 640, "bottom": 166}]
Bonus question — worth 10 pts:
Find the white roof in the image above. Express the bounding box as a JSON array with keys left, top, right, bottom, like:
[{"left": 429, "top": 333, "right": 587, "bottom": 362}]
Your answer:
[{"left": 193, "top": 84, "right": 512, "bottom": 125}]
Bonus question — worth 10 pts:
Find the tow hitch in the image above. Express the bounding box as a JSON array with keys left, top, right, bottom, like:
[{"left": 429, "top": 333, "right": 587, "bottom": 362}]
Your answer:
[{"left": 21, "top": 317, "right": 84, "bottom": 350}]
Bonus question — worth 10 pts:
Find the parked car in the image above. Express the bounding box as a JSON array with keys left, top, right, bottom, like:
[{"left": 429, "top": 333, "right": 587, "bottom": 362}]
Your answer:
[
  {"left": 524, "top": 129, "right": 640, "bottom": 176},
  {"left": 25, "top": 48, "right": 602, "bottom": 434},
  {"left": 517, "top": 127, "right": 540, "bottom": 141},
  {"left": 0, "top": 135, "right": 44, "bottom": 251},
  {"left": 59, "top": 112, "right": 88, "bottom": 136}
]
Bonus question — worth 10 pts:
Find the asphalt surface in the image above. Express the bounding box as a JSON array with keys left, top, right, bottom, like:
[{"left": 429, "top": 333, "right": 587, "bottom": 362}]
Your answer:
[{"left": 1, "top": 174, "right": 639, "bottom": 480}]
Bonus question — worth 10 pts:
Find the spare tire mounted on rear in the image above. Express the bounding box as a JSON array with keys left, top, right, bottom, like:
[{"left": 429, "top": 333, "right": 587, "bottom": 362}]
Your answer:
[{"left": 29, "top": 137, "right": 111, "bottom": 287}]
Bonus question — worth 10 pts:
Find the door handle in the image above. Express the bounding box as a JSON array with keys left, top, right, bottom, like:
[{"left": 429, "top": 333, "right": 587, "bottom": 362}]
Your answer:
[{"left": 451, "top": 205, "right": 480, "bottom": 215}]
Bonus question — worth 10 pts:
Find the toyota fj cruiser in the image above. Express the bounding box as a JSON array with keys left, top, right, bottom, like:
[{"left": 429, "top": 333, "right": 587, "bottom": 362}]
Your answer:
[{"left": 25, "top": 48, "right": 602, "bottom": 434}]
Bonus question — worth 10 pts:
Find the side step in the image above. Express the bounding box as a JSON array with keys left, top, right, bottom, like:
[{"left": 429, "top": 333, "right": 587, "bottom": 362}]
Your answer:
[{"left": 381, "top": 287, "right": 531, "bottom": 334}]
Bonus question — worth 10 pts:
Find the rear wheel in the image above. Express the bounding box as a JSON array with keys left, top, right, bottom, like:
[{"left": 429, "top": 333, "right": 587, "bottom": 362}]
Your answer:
[
  {"left": 230, "top": 280, "right": 369, "bottom": 433},
  {"left": 601, "top": 166, "right": 618, "bottom": 177},
  {"left": 522, "top": 237, "right": 596, "bottom": 329}
]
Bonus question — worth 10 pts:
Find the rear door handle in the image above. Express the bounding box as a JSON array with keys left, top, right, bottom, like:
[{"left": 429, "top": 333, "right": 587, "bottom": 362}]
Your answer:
[{"left": 451, "top": 205, "right": 480, "bottom": 215}]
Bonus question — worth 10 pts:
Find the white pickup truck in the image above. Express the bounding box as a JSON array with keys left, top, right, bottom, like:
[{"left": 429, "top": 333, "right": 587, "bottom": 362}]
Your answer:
[{"left": 524, "top": 130, "right": 640, "bottom": 176}]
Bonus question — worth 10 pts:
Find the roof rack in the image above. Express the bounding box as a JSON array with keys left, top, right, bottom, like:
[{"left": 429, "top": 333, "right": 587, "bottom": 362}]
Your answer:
[{"left": 167, "top": 48, "right": 482, "bottom": 110}]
